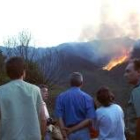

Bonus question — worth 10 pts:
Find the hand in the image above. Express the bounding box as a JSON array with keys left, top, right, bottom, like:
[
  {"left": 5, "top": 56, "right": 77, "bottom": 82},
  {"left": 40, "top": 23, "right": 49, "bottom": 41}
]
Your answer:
[
  {"left": 61, "top": 129, "right": 68, "bottom": 140},
  {"left": 62, "top": 127, "right": 73, "bottom": 135}
]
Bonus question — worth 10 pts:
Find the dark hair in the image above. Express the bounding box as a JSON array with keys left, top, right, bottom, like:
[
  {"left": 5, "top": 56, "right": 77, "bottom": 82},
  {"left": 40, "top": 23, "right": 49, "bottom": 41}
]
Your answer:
[
  {"left": 70, "top": 72, "right": 83, "bottom": 87},
  {"left": 6, "top": 57, "right": 26, "bottom": 79},
  {"left": 38, "top": 84, "right": 48, "bottom": 89},
  {"left": 96, "top": 86, "right": 114, "bottom": 107},
  {"left": 131, "top": 58, "right": 140, "bottom": 71}
]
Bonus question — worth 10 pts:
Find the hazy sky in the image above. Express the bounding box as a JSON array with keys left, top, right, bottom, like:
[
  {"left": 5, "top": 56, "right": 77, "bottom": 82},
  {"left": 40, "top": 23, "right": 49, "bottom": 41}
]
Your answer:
[{"left": 0, "top": 0, "right": 140, "bottom": 47}]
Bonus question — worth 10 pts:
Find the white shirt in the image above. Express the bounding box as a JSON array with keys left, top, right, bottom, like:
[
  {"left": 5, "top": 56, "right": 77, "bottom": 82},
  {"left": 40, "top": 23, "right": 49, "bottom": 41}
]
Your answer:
[
  {"left": 42, "top": 101, "right": 54, "bottom": 132},
  {"left": 42, "top": 101, "right": 50, "bottom": 119},
  {"left": 96, "top": 104, "right": 126, "bottom": 140}
]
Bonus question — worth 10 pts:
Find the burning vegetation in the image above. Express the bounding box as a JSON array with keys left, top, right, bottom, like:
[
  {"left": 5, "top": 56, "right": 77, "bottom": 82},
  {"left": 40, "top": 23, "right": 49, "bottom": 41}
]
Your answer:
[{"left": 103, "top": 47, "right": 132, "bottom": 71}]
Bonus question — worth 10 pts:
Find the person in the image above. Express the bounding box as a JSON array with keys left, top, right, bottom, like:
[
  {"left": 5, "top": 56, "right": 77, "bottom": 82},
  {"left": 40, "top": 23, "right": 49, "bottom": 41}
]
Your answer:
[
  {"left": 95, "top": 87, "right": 126, "bottom": 140},
  {"left": 39, "top": 84, "right": 50, "bottom": 140},
  {"left": 39, "top": 84, "right": 50, "bottom": 121},
  {"left": 124, "top": 58, "right": 140, "bottom": 140},
  {"left": 65, "top": 87, "right": 125, "bottom": 140},
  {"left": 55, "top": 72, "right": 96, "bottom": 140},
  {"left": 0, "top": 57, "right": 46, "bottom": 140},
  {"left": 39, "top": 84, "right": 63, "bottom": 140}
]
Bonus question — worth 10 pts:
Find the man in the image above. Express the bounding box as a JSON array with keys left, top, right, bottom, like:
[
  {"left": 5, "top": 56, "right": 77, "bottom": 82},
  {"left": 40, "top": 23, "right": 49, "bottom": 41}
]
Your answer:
[
  {"left": 124, "top": 58, "right": 140, "bottom": 140},
  {"left": 0, "top": 57, "right": 46, "bottom": 140},
  {"left": 55, "top": 72, "right": 96, "bottom": 140}
]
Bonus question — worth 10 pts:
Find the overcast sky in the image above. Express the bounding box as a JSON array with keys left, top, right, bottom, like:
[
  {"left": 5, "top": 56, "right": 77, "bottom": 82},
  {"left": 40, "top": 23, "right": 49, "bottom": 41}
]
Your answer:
[{"left": 0, "top": 0, "right": 140, "bottom": 47}]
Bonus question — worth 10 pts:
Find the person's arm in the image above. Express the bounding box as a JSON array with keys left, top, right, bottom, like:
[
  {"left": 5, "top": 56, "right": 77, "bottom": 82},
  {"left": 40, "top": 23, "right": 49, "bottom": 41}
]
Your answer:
[
  {"left": 132, "top": 89, "right": 140, "bottom": 140},
  {"left": 39, "top": 102, "right": 47, "bottom": 137},
  {"left": 58, "top": 118, "right": 67, "bottom": 140},
  {"left": 136, "top": 118, "right": 140, "bottom": 140},
  {"left": 55, "top": 96, "right": 67, "bottom": 140},
  {"left": 64, "top": 119, "right": 92, "bottom": 134},
  {"left": 64, "top": 97, "right": 96, "bottom": 134},
  {"left": 85, "top": 97, "right": 96, "bottom": 124},
  {"left": 36, "top": 88, "right": 47, "bottom": 138}
]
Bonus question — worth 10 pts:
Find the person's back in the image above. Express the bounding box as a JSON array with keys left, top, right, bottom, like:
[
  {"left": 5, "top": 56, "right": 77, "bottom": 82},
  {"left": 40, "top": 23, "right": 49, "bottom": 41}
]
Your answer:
[
  {"left": 96, "top": 104, "right": 125, "bottom": 140},
  {"left": 0, "top": 80, "right": 42, "bottom": 140},
  {"left": 57, "top": 87, "right": 94, "bottom": 127},
  {"left": 96, "top": 87, "right": 126, "bottom": 140},
  {"left": 0, "top": 57, "right": 46, "bottom": 140},
  {"left": 55, "top": 72, "right": 96, "bottom": 140}
]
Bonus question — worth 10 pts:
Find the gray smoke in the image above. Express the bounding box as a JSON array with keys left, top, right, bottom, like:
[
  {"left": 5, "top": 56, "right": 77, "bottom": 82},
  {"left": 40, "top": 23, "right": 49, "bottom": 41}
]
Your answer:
[{"left": 78, "top": 1, "right": 140, "bottom": 59}]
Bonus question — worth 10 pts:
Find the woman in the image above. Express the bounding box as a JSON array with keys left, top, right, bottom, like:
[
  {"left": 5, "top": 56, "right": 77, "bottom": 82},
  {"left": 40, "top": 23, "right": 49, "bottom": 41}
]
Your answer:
[
  {"left": 95, "top": 87, "right": 126, "bottom": 140},
  {"left": 39, "top": 84, "right": 63, "bottom": 140},
  {"left": 39, "top": 85, "right": 51, "bottom": 140},
  {"left": 64, "top": 87, "right": 126, "bottom": 140}
]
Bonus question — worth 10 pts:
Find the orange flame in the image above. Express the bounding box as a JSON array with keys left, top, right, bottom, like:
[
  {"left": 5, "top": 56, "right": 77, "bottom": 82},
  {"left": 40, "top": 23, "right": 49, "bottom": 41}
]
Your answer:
[{"left": 103, "top": 48, "right": 132, "bottom": 71}]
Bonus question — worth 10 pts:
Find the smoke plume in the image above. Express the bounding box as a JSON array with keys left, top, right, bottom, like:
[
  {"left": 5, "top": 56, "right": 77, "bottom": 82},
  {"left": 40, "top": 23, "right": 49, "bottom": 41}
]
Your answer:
[{"left": 79, "top": 0, "right": 140, "bottom": 61}]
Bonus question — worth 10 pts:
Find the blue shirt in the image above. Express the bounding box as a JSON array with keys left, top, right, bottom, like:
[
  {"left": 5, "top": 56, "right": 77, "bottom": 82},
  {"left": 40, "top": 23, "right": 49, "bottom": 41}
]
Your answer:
[{"left": 55, "top": 87, "right": 96, "bottom": 126}]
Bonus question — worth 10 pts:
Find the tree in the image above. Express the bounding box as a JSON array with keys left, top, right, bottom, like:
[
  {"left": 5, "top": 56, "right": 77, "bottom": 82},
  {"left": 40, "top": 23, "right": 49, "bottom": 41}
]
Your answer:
[
  {"left": 25, "top": 60, "right": 45, "bottom": 85},
  {"left": 0, "top": 49, "right": 9, "bottom": 85},
  {"left": 3, "top": 30, "right": 36, "bottom": 61},
  {"left": 3, "top": 30, "right": 46, "bottom": 85},
  {"left": 39, "top": 47, "right": 64, "bottom": 89},
  {"left": 3, "top": 30, "right": 64, "bottom": 88}
]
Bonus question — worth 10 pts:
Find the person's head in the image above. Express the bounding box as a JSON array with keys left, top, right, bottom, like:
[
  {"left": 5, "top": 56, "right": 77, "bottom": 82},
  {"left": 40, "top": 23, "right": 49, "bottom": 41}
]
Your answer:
[
  {"left": 96, "top": 86, "right": 114, "bottom": 107},
  {"left": 124, "top": 58, "right": 140, "bottom": 86},
  {"left": 70, "top": 72, "right": 83, "bottom": 87},
  {"left": 6, "top": 57, "right": 26, "bottom": 80},
  {"left": 39, "top": 84, "right": 49, "bottom": 101}
]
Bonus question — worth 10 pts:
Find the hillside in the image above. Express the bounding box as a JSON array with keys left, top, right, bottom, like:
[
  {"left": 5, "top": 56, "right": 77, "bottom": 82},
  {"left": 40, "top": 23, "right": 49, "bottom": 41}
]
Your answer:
[
  {"left": 1, "top": 38, "right": 140, "bottom": 112},
  {"left": 44, "top": 38, "right": 139, "bottom": 112}
]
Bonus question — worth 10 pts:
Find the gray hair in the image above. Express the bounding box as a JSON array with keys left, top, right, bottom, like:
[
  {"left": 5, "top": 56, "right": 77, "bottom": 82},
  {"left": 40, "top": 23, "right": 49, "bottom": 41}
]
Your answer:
[{"left": 70, "top": 72, "right": 83, "bottom": 87}]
